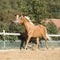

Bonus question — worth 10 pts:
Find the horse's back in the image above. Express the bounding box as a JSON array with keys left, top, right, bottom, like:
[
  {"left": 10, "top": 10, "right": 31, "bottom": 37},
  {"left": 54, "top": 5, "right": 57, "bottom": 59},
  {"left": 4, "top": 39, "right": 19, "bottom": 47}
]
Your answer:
[{"left": 33, "top": 24, "right": 46, "bottom": 32}]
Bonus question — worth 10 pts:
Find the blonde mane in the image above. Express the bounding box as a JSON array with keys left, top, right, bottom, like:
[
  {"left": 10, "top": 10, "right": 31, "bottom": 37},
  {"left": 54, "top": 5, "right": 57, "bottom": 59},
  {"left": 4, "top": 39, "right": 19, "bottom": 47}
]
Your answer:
[{"left": 25, "top": 16, "right": 34, "bottom": 25}]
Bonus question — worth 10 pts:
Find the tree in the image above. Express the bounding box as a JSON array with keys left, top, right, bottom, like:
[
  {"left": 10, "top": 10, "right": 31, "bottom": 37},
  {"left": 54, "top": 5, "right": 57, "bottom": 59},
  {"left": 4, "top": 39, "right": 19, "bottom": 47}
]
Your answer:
[
  {"left": 0, "top": 0, "right": 60, "bottom": 40},
  {"left": 46, "top": 0, "right": 60, "bottom": 18},
  {"left": 25, "top": 0, "right": 49, "bottom": 22},
  {"left": 46, "top": 20, "right": 58, "bottom": 34}
]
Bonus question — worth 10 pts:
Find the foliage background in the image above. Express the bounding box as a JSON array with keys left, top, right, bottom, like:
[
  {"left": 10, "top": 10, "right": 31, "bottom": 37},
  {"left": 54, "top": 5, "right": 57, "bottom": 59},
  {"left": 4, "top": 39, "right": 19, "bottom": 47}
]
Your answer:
[{"left": 0, "top": 0, "right": 60, "bottom": 40}]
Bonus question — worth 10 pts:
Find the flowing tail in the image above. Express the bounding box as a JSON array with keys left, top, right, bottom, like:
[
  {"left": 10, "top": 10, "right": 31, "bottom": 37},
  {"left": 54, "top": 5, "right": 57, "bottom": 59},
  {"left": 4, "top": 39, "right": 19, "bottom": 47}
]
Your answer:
[
  {"left": 46, "top": 33, "right": 52, "bottom": 41},
  {"left": 39, "top": 25, "right": 52, "bottom": 41},
  {"left": 44, "top": 27, "right": 52, "bottom": 41}
]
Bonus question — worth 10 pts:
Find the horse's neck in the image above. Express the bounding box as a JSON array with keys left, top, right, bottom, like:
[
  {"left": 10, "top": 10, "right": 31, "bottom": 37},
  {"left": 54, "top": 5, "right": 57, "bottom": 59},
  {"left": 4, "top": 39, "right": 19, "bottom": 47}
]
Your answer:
[{"left": 23, "top": 21, "right": 34, "bottom": 32}]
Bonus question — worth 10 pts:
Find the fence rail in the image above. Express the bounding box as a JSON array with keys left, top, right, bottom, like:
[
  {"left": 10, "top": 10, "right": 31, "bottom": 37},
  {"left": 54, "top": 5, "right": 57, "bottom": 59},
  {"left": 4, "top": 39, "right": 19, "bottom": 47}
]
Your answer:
[
  {"left": 48, "top": 34, "right": 60, "bottom": 37},
  {"left": 0, "top": 30, "right": 60, "bottom": 37},
  {"left": 0, "top": 30, "right": 20, "bottom": 36}
]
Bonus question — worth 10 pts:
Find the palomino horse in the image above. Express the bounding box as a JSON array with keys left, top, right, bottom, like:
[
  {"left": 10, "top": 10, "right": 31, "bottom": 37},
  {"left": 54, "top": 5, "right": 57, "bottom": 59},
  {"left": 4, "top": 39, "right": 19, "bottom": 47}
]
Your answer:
[{"left": 14, "top": 15, "right": 48, "bottom": 49}]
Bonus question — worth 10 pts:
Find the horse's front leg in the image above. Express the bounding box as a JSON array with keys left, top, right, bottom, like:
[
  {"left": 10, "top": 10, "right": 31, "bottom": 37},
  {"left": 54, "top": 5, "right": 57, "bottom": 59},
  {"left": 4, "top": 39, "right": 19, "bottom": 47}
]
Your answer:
[{"left": 25, "top": 36, "right": 31, "bottom": 49}]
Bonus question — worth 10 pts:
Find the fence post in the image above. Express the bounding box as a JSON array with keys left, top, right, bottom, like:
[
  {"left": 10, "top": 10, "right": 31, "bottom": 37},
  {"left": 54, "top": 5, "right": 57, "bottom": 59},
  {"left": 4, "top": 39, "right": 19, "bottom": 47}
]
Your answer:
[{"left": 3, "top": 30, "right": 6, "bottom": 49}]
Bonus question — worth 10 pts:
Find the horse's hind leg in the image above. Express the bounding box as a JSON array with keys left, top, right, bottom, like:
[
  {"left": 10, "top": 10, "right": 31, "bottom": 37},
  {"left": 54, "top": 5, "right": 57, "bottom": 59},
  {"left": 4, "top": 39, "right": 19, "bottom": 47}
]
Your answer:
[
  {"left": 43, "top": 35, "right": 48, "bottom": 49},
  {"left": 45, "top": 39, "right": 48, "bottom": 49},
  {"left": 36, "top": 37, "right": 39, "bottom": 49}
]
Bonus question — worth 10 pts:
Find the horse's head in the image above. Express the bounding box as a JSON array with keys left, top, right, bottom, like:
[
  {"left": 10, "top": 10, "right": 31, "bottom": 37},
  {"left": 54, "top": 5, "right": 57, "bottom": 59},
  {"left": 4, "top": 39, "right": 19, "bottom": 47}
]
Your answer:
[
  {"left": 13, "top": 15, "right": 34, "bottom": 26},
  {"left": 13, "top": 15, "right": 25, "bottom": 24}
]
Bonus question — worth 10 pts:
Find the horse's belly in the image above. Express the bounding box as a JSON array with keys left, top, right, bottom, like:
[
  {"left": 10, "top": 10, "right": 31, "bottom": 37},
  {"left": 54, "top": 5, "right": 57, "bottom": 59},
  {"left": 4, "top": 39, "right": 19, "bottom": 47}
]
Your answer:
[{"left": 32, "top": 31, "right": 41, "bottom": 37}]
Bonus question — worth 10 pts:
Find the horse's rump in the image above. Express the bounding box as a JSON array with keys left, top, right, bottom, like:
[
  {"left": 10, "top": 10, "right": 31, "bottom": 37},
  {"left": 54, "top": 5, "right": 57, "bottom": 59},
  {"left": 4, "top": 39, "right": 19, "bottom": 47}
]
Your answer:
[{"left": 32, "top": 25, "right": 47, "bottom": 37}]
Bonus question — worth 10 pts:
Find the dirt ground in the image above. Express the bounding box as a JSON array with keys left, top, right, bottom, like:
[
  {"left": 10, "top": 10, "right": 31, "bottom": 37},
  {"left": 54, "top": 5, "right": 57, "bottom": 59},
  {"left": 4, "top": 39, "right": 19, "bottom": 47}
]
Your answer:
[{"left": 0, "top": 48, "right": 60, "bottom": 60}]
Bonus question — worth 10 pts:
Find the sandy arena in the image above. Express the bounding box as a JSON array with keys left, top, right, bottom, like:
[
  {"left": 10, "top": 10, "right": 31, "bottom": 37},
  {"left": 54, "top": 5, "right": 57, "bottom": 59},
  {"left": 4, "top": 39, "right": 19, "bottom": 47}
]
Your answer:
[{"left": 0, "top": 48, "right": 60, "bottom": 60}]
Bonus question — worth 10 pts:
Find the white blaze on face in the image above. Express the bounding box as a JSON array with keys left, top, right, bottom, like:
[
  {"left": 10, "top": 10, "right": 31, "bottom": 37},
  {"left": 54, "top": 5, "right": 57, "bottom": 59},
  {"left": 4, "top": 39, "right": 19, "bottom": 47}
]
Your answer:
[
  {"left": 14, "top": 15, "right": 19, "bottom": 23},
  {"left": 16, "top": 15, "right": 19, "bottom": 20}
]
